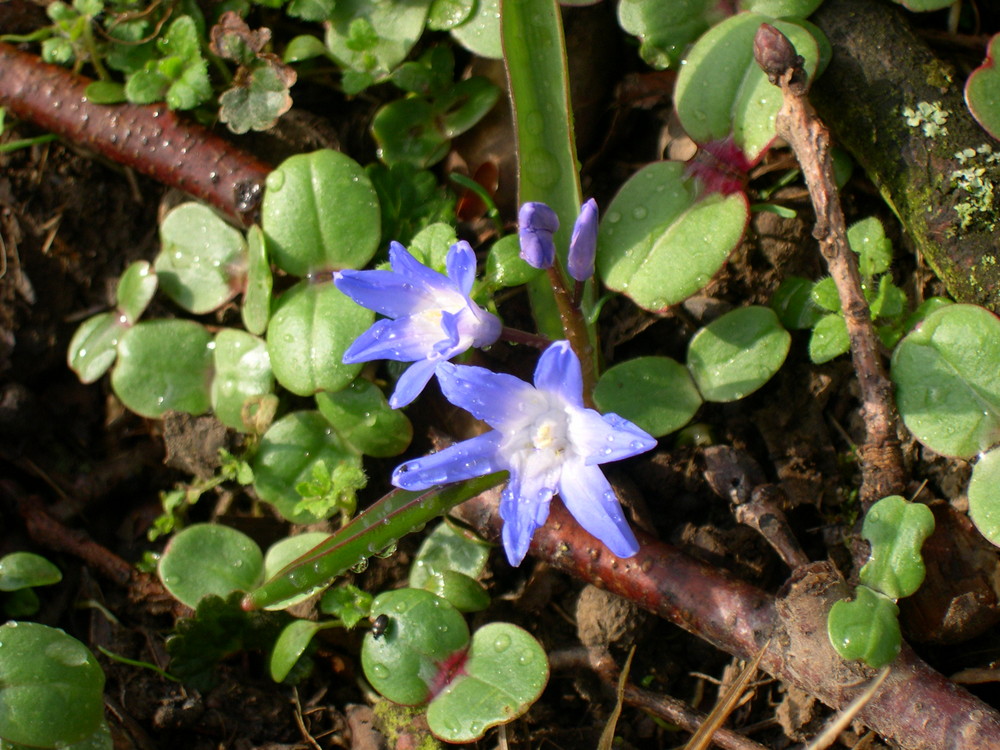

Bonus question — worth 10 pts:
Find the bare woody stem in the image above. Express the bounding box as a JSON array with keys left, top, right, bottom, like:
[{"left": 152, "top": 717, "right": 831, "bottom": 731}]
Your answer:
[{"left": 753, "top": 24, "right": 906, "bottom": 511}]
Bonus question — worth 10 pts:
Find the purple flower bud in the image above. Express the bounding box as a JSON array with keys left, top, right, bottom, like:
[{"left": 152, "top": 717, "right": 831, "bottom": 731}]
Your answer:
[
  {"left": 518, "top": 202, "right": 559, "bottom": 269},
  {"left": 567, "top": 199, "right": 599, "bottom": 282}
]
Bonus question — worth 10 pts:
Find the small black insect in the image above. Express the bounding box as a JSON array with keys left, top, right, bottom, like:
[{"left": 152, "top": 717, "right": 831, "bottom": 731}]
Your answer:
[{"left": 371, "top": 613, "right": 390, "bottom": 639}]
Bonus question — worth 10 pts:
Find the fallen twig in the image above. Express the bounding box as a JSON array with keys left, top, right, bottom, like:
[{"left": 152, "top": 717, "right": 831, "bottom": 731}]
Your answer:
[
  {"left": 0, "top": 42, "right": 271, "bottom": 225},
  {"left": 752, "top": 24, "right": 906, "bottom": 511}
]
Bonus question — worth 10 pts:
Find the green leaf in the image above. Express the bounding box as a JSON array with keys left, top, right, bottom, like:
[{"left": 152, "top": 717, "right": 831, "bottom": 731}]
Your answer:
[
  {"left": 252, "top": 411, "right": 361, "bottom": 523},
  {"left": 0, "top": 622, "right": 106, "bottom": 748},
  {"left": 597, "top": 161, "right": 749, "bottom": 311},
  {"left": 67, "top": 312, "right": 124, "bottom": 385},
  {"left": 426, "top": 622, "right": 548, "bottom": 742},
  {"left": 111, "top": 320, "right": 213, "bottom": 418},
  {"left": 966, "top": 32, "right": 1000, "bottom": 140},
  {"left": 263, "top": 533, "right": 335, "bottom": 610},
  {"left": 367, "top": 164, "right": 455, "bottom": 248},
  {"left": 210, "top": 329, "right": 274, "bottom": 432},
  {"left": 4, "top": 588, "right": 41, "bottom": 618},
  {"left": 827, "top": 585, "right": 901, "bottom": 669},
  {"left": 616, "top": 0, "right": 719, "bottom": 70},
  {"left": 450, "top": 0, "right": 501, "bottom": 59},
  {"left": 270, "top": 619, "right": 325, "bottom": 682},
  {"left": 218, "top": 60, "right": 296, "bottom": 134},
  {"left": 428, "top": 0, "right": 474, "bottom": 30},
  {"left": 241, "top": 225, "right": 272, "bottom": 336},
  {"left": 361, "top": 589, "right": 470, "bottom": 705},
  {"left": 0, "top": 552, "right": 61, "bottom": 591},
  {"left": 892, "top": 0, "right": 957, "bottom": 10},
  {"left": 808, "top": 313, "right": 849, "bottom": 364},
  {"left": 156, "top": 203, "right": 247, "bottom": 314},
  {"left": 261, "top": 150, "right": 380, "bottom": 276},
  {"left": 483, "top": 234, "right": 543, "bottom": 290},
  {"left": 124, "top": 68, "right": 169, "bottom": 104},
  {"left": 283, "top": 34, "right": 330, "bottom": 62},
  {"left": 266, "top": 279, "right": 373, "bottom": 396},
  {"left": 115, "top": 260, "right": 157, "bottom": 324},
  {"left": 593, "top": 356, "right": 702, "bottom": 437},
  {"left": 409, "top": 521, "right": 491, "bottom": 589},
  {"left": 158, "top": 524, "right": 264, "bottom": 608},
  {"left": 324, "top": 0, "right": 431, "bottom": 75},
  {"left": 287, "top": 0, "right": 335, "bottom": 20},
  {"left": 859, "top": 495, "right": 934, "bottom": 599},
  {"left": 319, "top": 584, "right": 373, "bottom": 628},
  {"left": 674, "top": 13, "right": 819, "bottom": 163},
  {"left": 686, "top": 306, "right": 790, "bottom": 402},
  {"left": 372, "top": 98, "right": 450, "bottom": 168},
  {"left": 315, "top": 379, "right": 413, "bottom": 457},
  {"left": 165, "top": 58, "right": 212, "bottom": 110},
  {"left": 771, "top": 276, "right": 822, "bottom": 330},
  {"left": 968, "top": 447, "right": 1000, "bottom": 547},
  {"left": 810, "top": 276, "right": 840, "bottom": 312},
  {"left": 83, "top": 80, "right": 126, "bottom": 104},
  {"left": 418, "top": 570, "right": 490, "bottom": 613},
  {"left": 847, "top": 216, "right": 893, "bottom": 277},
  {"left": 891, "top": 304, "right": 1000, "bottom": 458}
]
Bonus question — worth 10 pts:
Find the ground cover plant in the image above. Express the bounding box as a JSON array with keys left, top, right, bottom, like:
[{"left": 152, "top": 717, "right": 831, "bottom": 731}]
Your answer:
[{"left": 4, "top": 0, "right": 1000, "bottom": 747}]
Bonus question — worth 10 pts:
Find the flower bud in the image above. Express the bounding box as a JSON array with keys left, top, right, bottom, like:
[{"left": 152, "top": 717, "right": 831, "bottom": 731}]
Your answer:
[
  {"left": 567, "top": 199, "right": 598, "bottom": 281},
  {"left": 518, "top": 202, "right": 559, "bottom": 269}
]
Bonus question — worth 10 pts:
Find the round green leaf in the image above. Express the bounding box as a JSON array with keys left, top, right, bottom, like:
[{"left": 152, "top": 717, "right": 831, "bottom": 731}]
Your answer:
[
  {"left": 859, "top": 495, "right": 935, "bottom": 599},
  {"left": 266, "top": 279, "right": 373, "bottom": 396},
  {"left": 270, "top": 619, "right": 324, "bottom": 682},
  {"left": 115, "top": 260, "right": 157, "bottom": 324},
  {"left": 67, "top": 312, "right": 124, "bottom": 385},
  {"left": 891, "top": 304, "right": 1000, "bottom": 458},
  {"left": 687, "top": 306, "right": 791, "bottom": 402},
  {"left": 261, "top": 150, "right": 380, "bottom": 276},
  {"left": 372, "top": 98, "right": 450, "bottom": 168},
  {"left": 315, "top": 379, "right": 413, "bottom": 457},
  {"left": 111, "top": 320, "right": 213, "bottom": 418},
  {"left": 362, "top": 589, "right": 470, "bottom": 706},
  {"left": 262, "top": 532, "right": 333, "bottom": 611},
  {"left": 771, "top": 276, "right": 822, "bottom": 330},
  {"left": 593, "top": 356, "right": 702, "bottom": 437},
  {"left": 410, "top": 521, "right": 491, "bottom": 589},
  {"left": 158, "top": 524, "right": 264, "bottom": 608},
  {"left": 968, "top": 447, "right": 1000, "bottom": 547},
  {"left": 0, "top": 553, "right": 61, "bottom": 592},
  {"left": 966, "top": 33, "right": 1000, "bottom": 140},
  {"left": 426, "top": 622, "right": 548, "bottom": 743},
  {"left": 674, "top": 14, "right": 819, "bottom": 162},
  {"left": 597, "top": 161, "right": 749, "bottom": 311},
  {"left": 241, "top": 225, "right": 272, "bottom": 336},
  {"left": 0, "top": 622, "right": 106, "bottom": 748},
  {"left": 252, "top": 411, "right": 360, "bottom": 522},
  {"left": 427, "top": 0, "right": 474, "bottom": 30},
  {"left": 324, "top": 0, "right": 431, "bottom": 76},
  {"left": 210, "top": 329, "right": 274, "bottom": 432},
  {"left": 439, "top": 77, "right": 500, "bottom": 138},
  {"left": 484, "top": 234, "right": 544, "bottom": 290},
  {"left": 420, "top": 570, "right": 490, "bottom": 613},
  {"left": 827, "top": 585, "right": 901, "bottom": 669},
  {"left": 450, "top": 0, "right": 501, "bottom": 59},
  {"left": 808, "top": 313, "right": 849, "bottom": 364},
  {"left": 283, "top": 34, "right": 330, "bottom": 63},
  {"left": 155, "top": 203, "right": 247, "bottom": 314}
]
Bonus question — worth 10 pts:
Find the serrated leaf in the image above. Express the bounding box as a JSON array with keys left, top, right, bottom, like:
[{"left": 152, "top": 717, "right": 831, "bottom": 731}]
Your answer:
[
  {"left": 859, "top": 495, "right": 934, "bottom": 599},
  {"left": 847, "top": 216, "right": 893, "bottom": 277},
  {"left": 593, "top": 356, "right": 702, "bottom": 437},
  {"left": 324, "top": 0, "right": 431, "bottom": 75}
]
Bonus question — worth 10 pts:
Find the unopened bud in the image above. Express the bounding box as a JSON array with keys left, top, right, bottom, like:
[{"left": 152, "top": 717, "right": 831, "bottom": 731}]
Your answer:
[
  {"left": 567, "top": 199, "right": 599, "bottom": 282},
  {"left": 518, "top": 202, "right": 559, "bottom": 269}
]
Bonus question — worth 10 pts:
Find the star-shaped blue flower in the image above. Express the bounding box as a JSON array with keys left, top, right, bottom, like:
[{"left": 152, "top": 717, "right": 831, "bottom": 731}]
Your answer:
[
  {"left": 391, "top": 341, "right": 656, "bottom": 565},
  {"left": 334, "top": 241, "right": 502, "bottom": 408}
]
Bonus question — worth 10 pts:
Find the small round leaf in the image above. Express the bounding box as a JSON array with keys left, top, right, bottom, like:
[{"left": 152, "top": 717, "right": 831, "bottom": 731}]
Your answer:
[
  {"left": 0, "top": 622, "right": 106, "bottom": 748},
  {"left": 969, "top": 447, "right": 1000, "bottom": 547},
  {"left": 827, "top": 585, "right": 901, "bottom": 669},
  {"left": 410, "top": 521, "right": 492, "bottom": 589},
  {"left": 111, "top": 320, "right": 213, "bottom": 418},
  {"left": 593, "top": 356, "right": 703, "bottom": 438},
  {"left": 859, "top": 495, "right": 935, "bottom": 599},
  {"left": 261, "top": 150, "right": 380, "bottom": 276},
  {"left": 158, "top": 524, "right": 264, "bottom": 608},
  {"left": 0, "top": 552, "right": 62, "bottom": 592},
  {"left": 67, "top": 312, "right": 124, "bottom": 384},
  {"left": 687, "top": 306, "right": 790, "bottom": 402},
  {"left": 426, "top": 622, "right": 548, "bottom": 743},
  {"left": 449, "top": 0, "right": 501, "bottom": 59},
  {"left": 420, "top": 570, "right": 490, "bottom": 613},
  {"left": 210, "top": 329, "right": 274, "bottom": 432},
  {"left": 891, "top": 304, "right": 1000, "bottom": 458}
]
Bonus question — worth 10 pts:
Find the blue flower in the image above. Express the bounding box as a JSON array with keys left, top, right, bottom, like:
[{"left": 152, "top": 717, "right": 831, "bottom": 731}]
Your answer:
[
  {"left": 392, "top": 341, "right": 656, "bottom": 565},
  {"left": 334, "top": 241, "right": 502, "bottom": 409},
  {"left": 567, "top": 198, "right": 599, "bottom": 282},
  {"left": 518, "top": 202, "right": 559, "bottom": 269}
]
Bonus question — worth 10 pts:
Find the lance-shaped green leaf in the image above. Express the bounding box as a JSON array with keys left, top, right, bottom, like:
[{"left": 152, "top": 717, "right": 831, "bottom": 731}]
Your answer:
[
  {"left": 243, "top": 473, "right": 504, "bottom": 611},
  {"left": 315, "top": 379, "right": 413, "bottom": 457},
  {"left": 270, "top": 619, "right": 341, "bottom": 682},
  {"left": 968, "top": 447, "right": 1000, "bottom": 547},
  {"left": 116, "top": 260, "right": 157, "bottom": 324},
  {"left": 597, "top": 161, "right": 749, "bottom": 311},
  {"left": 593, "top": 356, "right": 703, "bottom": 438},
  {"left": 891, "top": 304, "right": 1000, "bottom": 458},
  {"left": 68, "top": 313, "right": 123, "bottom": 385},
  {"left": 827, "top": 585, "right": 901, "bottom": 669},
  {"left": 210, "top": 329, "right": 274, "bottom": 432},
  {"left": 158, "top": 524, "right": 264, "bottom": 608},
  {"left": 859, "top": 495, "right": 935, "bottom": 600},
  {"left": 241, "top": 225, "right": 272, "bottom": 336},
  {"left": 674, "top": 13, "right": 819, "bottom": 163},
  {"left": 261, "top": 150, "right": 380, "bottom": 276}
]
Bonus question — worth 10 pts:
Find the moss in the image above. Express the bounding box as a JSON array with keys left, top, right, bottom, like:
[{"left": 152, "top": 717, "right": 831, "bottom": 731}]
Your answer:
[{"left": 922, "top": 60, "right": 954, "bottom": 92}]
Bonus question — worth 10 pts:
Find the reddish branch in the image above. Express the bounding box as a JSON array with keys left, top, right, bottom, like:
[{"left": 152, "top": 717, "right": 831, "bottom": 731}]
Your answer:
[
  {"left": 753, "top": 24, "right": 906, "bottom": 511},
  {"left": 454, "top": 489, "right": 1000, "bottom": 750},
  {"left": 0, "top": 42, "right": 271, "bottom": 225}
]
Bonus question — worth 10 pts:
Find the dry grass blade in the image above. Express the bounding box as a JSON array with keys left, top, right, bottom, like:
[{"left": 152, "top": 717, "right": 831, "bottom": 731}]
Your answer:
[
  {"left": 598, "top": 645, "right": 637, "bottom": 750},
  {"left": 684, "top": 640, "right": 771, "bottom": 750},
  {"left": 804, "top": 667, "right": 890, "bottom": 750}
]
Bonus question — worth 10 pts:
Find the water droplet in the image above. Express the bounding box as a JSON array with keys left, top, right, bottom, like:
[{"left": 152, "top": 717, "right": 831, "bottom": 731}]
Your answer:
[
  {"left": 493, "top": 633, "right": 511, "bottom": 652},
  {"left": 631, "top": 206, "right": 648, "bottom": 220},
  {"left": 266, "top": 171, "right": 286, "bottom": 191},
  {"left": 370, "top": 663, "right": 389, "bottom": 679},
  {"left": 607, "top": 211, "right": 622, "bottom": 223},
  {"left": 517, "top": 649, "right": 534, "bottom": 665}
]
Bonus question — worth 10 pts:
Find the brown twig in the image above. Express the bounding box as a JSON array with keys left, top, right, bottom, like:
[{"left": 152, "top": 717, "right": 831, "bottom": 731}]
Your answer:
[
  {"left": 752, "top": 24, "right": 905, "bottom": 511},
  {"left": 452, "top": 488, "right": 1000, "bottom": 750},
  {"left": 0, "top": 42, "right": 271, "bottom": 225}
]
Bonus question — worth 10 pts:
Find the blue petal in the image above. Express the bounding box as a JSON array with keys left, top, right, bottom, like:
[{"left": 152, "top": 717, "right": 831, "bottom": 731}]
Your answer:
[
  {"left": 389, "top": 358, "right": 440, "bottom": 408},
  {"left": 389, "top": 241, "right": 454, "bottom": 290},
  {"left": 558, "top": 461, "right": 639, "bottom": 558},
  {"left": 446, "top": 241, "right": 477, "bottom": 297},
  {"left": 434, "top": 310, "right": 463, "bottom": 356},
  {"left": 343, "top": 318, "right": 446, "bottom": 363},
  {"left": 436, "top": 361, "right": 538, "bottom": 428},
  {"left": 533, "top": 341, "right": 584, "bottom": 407},
  {"left": 391, "top": 431, "right": 502, "bottom": 490},
  {"left": 334, "top": 269, "right": 436, "bottom": 318},
  {"left": 568, "top": 408, "right": 657, "bottom": 465},
  {"left": 499, "top": 470, "right": 555, "bottom": 566},
  {"left": 519, "top": 202, "right": 559, "bottom": 233}
]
